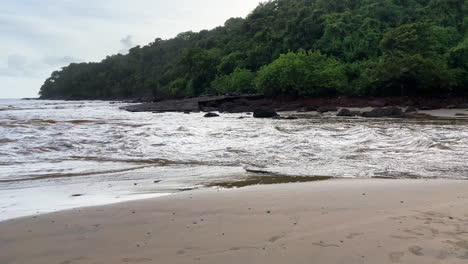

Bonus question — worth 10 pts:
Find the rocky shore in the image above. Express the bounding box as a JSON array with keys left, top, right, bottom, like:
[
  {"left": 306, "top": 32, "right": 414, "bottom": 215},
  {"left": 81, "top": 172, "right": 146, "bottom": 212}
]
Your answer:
[{"left": 122, "top": 95, "right": 468, "bottom": 119}]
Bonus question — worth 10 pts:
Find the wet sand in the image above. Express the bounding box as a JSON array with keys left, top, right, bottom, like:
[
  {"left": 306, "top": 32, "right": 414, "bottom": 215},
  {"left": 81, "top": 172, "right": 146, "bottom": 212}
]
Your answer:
[{"left": 1, "top": 179, "right": 468, "bottom": 264}]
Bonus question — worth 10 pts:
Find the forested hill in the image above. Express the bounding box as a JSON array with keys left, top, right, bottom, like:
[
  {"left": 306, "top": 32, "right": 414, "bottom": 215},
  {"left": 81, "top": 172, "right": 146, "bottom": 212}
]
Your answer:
[{"left": 39, "top": 0, "right": 468, "bottom": 100}]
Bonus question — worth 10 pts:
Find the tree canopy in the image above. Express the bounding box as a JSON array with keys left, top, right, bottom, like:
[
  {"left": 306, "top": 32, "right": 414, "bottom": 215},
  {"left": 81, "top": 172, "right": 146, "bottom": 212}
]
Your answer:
[{"left": 40, "top": 0, "right": 468, "bottom": 99}]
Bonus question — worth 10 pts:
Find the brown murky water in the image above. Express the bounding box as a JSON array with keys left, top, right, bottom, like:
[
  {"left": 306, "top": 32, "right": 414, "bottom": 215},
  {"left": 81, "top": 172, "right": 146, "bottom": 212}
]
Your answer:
[{"left": 1, "top": 99, "right": 468, "bottom": 221}]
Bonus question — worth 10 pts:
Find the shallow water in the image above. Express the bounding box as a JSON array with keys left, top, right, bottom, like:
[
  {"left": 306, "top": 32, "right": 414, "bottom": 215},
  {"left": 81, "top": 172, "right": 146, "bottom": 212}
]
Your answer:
[{"left": 1, "top": 99, "right": 468, "bottom": 221}]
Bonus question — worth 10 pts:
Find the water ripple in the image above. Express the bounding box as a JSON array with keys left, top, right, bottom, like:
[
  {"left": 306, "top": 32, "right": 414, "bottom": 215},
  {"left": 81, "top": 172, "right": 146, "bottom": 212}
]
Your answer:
[{"left": 1, "top": 100, "right": 468, "bottom": 183}]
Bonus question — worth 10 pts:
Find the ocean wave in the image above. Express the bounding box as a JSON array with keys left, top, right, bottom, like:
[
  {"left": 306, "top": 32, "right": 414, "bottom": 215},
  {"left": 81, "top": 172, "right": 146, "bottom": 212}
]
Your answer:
[
  {"left": 0, "top": 166, "right": 150, "bottom": 183},
  {"left": 3, "top": 100, "right": 468, "bottom": 184}
]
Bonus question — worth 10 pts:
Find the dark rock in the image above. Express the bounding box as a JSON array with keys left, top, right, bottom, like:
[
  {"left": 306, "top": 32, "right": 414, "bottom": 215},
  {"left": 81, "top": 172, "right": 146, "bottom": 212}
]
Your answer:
[
  {"left": 183, "top": 110, "right": 191, "bottom": 114},
  {"left": 405, "top": 106, "right": 418, "bottom": 113},
  {"left": 273, "top": 116, "right": 298, "bottom": 120},
  {"left": 297, "top": 106, "right": 318, "bottom": 112},
  {"left": 204, "top": 112, "right": 219, "bottom": 118},
  {"left": 317, "top": 106, "right": 338, "bottom": 113},
  {"left": 454, "top": 104, "right": 468, "bottom": 109},
  {"left": 361, "top": 107, "right": 404, "bottom": 118},
  {"left": 123, "top": 95, "right": 263, "bottom": 113},
  {"left": 253, "top": 108, "right": 278, "bottom": 118},
  {"left": 219, "top": 103, "right": 253, "bottom": 113},
  {"left": 307, "top": 106, "right": 318, "bottom": 111},
  {"left": 337, "top": 109, "right": 360, "bottom": 117},
  {"left": 419, "top": 106, "right": 439, "bottom": 111},
  {"left": 245, "top": 168, "right": 270, "bottom": 174}
]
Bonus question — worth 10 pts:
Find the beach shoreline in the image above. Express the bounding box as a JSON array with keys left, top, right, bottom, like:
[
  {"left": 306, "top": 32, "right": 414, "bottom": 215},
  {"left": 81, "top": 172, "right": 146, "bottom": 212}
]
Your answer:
[{"left": 1, "top": 179, "right": 468, "bottom": 264}]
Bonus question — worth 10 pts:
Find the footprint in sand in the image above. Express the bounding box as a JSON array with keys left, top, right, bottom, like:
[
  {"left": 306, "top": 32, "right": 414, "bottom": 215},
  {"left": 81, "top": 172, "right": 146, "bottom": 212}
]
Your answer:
[
  {"left": 346, "top": 232, "right": 364, "bottom": 239},
  {"left": 403, "top": 229, "right": 425, "bottom": 236},
  {"left": 389, "top": 252, "right": 405, "bottom": 263},
  {"left": 60, "top": 257, "right": 88, "bottom": 264},
  {"left": 408, "top": 245, "right": 424, "bottom": 256},
  {"left": 391, "top": 235, "right": 418, "bottom": 240},
  {"left": 122, "top": 258, "right": 153, "bottom": 263},
  {"left": 269, "top": 235, "right": 284, "bottom": 243},
  {"left": 311, "top": 241, "right": 340, "bottom": 248},
  {"left": 458, "top": 251, "right": 468, "bottom": 259}
]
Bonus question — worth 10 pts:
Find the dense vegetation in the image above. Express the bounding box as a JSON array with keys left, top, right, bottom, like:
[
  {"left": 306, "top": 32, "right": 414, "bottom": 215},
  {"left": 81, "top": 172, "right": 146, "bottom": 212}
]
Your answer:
[{"left": 40, "top": 0, "right": 468, "bottom": 100}]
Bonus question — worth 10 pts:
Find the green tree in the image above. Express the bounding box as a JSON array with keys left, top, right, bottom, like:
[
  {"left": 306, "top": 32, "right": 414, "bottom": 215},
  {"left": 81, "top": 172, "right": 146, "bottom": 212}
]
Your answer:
[
  {"left": 211, "top": 68, "right": 257, "bottom": 94},
  {"left": 255, "top": 51, "right": 347, "bottom": 97},
  {"left": 39, "top": 0, "right": 468, "bottom": 99},
  {"left": 380, "top": 22, "right": 436, "bottom": 57}
]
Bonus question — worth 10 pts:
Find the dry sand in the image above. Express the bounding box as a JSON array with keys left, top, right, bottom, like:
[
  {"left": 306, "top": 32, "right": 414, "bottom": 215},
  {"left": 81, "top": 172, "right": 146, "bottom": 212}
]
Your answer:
[{"left": 1, "top": 179, "right": 468, "bottom": 264}]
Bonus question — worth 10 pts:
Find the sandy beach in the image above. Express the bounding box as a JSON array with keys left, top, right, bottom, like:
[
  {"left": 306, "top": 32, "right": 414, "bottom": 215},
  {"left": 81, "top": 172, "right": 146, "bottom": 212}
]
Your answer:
[{"left": 1, "top": 179, "right": 468, "bottom": 264}]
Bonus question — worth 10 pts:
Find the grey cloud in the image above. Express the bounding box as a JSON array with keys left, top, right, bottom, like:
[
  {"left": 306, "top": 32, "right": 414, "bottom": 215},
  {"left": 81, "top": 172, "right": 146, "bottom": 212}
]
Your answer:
[
  {"left": 43, "top": 56, "right": 81, "bottom": 66},
  {"left": 119, "top": 35, "right": 134, "bottom": 54},
  {"left": 120, "top": 35, "right": 134, "bottom": 48},
  {"left": 0, "top": 54, "right": 79, "bottom": 77},
  {"left": 0, "top": 55, "right": 29, "bottom": 77},
  {"left": 7, "top": 55, "right": 27, "bottom": 71}
]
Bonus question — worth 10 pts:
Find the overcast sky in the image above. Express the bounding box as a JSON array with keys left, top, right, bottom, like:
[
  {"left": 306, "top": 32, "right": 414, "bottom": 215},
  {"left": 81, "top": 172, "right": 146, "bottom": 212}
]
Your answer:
[{"left": 0, "top": 0, "right": 262, "bottom": 98}]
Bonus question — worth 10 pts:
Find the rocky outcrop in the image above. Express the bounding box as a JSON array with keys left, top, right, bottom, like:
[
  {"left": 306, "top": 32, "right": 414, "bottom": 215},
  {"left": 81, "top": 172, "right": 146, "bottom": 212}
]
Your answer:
[
  {"left": 317, "top": 106, "right": 338, "bottom": 113},
  {"left": 418, "top": 106, "right": 439, "bottom": 110},
  {"left": 405, "top": 106, "right": 418, "bottom": 113},
  {"left": 122, "top": 95, "right": 468, "bottom": 114},
  {"left": 297, "top": 106, "right": 318, "bottom": 112},
  {"left": 452, "top": 104, "right": 468, "bottom": 109},
  {"left": 361, "top": 107, "right": 404, "bottom": 118},
  {"left": 204, "top": 113, "right": 220, "bottom": 118},
  {"left": 123, "top": 95, "right": 263, "bottom": 113},
  {"left": 273, "top": 116, "right": 298, "bottom": 120},
  {"left": 337, "top": 108, "right": 361, "bottom": 117},
  {"left": 253, "top": 108, "right": 279, "bottom": 118}
]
